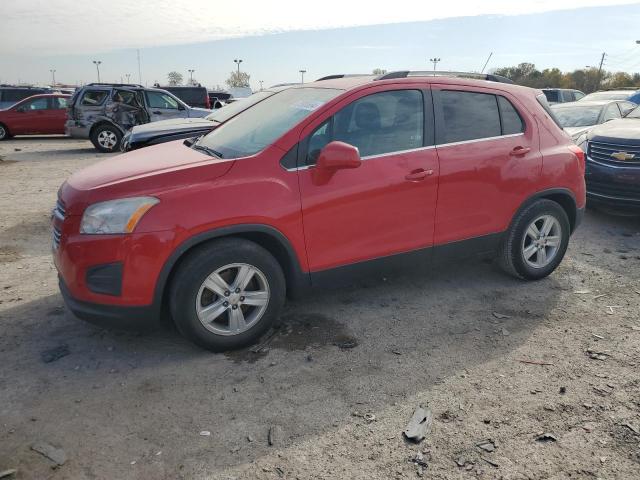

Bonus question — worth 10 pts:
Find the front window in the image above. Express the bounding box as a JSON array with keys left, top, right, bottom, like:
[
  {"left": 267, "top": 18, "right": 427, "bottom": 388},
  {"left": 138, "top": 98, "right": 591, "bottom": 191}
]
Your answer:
[
  {"left": 21, "top": 97, "right": 49, "bottom": 110},
  {"left": 205, "top": 90, "right": 275, "bottom": 123},
  {"left": 552, "top": 105, "right": 603, "bottom": 127},
  {"left": 146, "top": 91, "right": 180, "bottom": 109},
  {"left": 196, "top": 87, "right": 342, "bottom": 159}
]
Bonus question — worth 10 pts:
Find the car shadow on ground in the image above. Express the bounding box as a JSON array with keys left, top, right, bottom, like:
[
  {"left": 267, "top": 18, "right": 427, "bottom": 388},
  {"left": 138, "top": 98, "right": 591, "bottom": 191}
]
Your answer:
[{"left": 0, "top": 257, "right": 562, "bottom": 478}]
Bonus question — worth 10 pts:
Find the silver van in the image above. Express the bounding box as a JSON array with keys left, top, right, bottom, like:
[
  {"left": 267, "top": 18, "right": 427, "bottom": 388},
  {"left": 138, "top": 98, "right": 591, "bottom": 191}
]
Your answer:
[{"left": 65, "top": 83, "right": 211, "bottom": 152}]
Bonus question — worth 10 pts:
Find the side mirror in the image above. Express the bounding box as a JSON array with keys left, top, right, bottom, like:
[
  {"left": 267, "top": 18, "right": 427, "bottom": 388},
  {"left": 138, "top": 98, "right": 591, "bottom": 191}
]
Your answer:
[{"left": 313, "top": 141, "right": 361, "bottom": 184}]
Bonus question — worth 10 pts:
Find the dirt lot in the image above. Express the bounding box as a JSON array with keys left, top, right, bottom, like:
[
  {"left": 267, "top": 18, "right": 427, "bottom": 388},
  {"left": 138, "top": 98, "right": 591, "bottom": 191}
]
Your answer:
[{"left": 0, "top": 136, "right": 639, "bottom": 480}]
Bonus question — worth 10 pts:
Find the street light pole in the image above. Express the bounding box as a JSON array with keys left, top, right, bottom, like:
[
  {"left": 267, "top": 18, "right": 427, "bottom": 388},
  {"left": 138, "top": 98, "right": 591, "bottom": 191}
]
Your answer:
[
  {"left": 125, "top": 74, "right": 131, "bottom": 83},
  {"left": 299, "top": 69, "right": 306, "bottom": 84},
  {"left": 188, "top": 69, "right": 195, "bottom": 84},
  {"left": 429, "top": 58, "right": 441, "bottom": 74},
  {"left": 92, "top": 60, "right": 102, "bottom": 82},
  {"left": 233, "top": 59, "right": 243, "bottom": 75},
  {"left": 50, "top": 69, "right": 56, "bottom": 86},
  {"left": 259, "top": 80, "right": 264, "bottom": 90}
]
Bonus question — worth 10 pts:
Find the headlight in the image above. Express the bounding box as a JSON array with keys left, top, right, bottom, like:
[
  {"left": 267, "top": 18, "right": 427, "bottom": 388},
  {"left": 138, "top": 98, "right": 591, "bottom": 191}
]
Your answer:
[{"left": 80, "top": 196, "right": 159, "bottom": 234}]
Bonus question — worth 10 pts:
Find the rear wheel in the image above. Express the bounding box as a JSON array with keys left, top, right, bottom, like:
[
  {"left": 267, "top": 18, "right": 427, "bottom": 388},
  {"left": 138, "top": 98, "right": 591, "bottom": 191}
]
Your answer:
[
  {"left": 498, "top": 199, "right": 570, "bottom": 280},
  {"left": 169, "top": 238, "right": 286, "bottom": 352},
  {"left": 91, "top": 124, "right": 122, "bottom": 153},
  {"left": 0, "top": 123, "right": 11, "bottom": 140}
]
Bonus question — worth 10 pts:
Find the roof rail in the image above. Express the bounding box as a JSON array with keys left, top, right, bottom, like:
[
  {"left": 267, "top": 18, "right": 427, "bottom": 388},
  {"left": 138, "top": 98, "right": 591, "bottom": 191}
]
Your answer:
[
  {"left": 86, "top": 82, "right": 144, "bottom": 88},
  {"left": 315, "top": 74, "right": 371, "bottom": 81},
  {"left": 375, "top": 71, "right": 514, "bottom": 84}
]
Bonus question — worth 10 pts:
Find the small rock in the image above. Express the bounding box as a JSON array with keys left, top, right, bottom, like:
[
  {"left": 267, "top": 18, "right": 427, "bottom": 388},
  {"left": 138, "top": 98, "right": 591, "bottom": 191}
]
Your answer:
[
  {"left": 535, "top": 433, "right": 557, "bottom": 443},
  {"left": 501, "top": 328, "right": 510, "bottom": 336},
  {"left": 476, "top": 439, "right": 496, "bottom": 452},
  {"left": 543, "top": 404, "right": 556, "bottom": 412},
  {"left": 31, "top": 442, "right": 66, "bottom": 466},
  {"left": 492, "top": 312, "right": 510, "bottom": 319},
  {"left": 40, "top": 345, "right": 70, "bottom": 363},
  {"left": 247, "top": 435, "right": 254, "bottom": 442},
  {"left": 559, "top": 386, "right": 567, "bottom": 394},
  {"left": 268, "top": 425, "right": 283, "bottom": 446},
  {"left": 199, "top": 430, "right": 211, "bottom": 436}
]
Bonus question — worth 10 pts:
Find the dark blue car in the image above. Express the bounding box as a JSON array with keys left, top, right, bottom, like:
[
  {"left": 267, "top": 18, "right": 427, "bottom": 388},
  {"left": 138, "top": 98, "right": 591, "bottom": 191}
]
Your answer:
[{"left": 585, "top": 105, "right": 640, "bottom": 211}]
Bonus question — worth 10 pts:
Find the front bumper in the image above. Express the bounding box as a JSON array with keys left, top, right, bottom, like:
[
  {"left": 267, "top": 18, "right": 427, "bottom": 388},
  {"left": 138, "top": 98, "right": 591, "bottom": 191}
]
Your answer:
[{"left": 585, "top": 156, "right": 640, "bottom": 210}]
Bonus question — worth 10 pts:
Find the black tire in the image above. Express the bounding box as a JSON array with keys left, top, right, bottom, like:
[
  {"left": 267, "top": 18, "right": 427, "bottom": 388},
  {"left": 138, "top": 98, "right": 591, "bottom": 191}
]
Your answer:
[
  {"left": 169, "top": 238, "right": 286, "bottom": 352},
  {"left": 498, "top": 199, "right": 570, "bottom": 280},
  {"left": 90, "top": 124, "right": 122, "bottom": 153},
  {"left": 0, "top": 123, "right": 11, "bottom": 140}
]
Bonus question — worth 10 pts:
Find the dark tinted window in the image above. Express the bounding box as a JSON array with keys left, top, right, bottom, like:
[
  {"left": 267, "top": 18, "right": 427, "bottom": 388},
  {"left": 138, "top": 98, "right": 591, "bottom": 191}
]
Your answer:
[
  {"left": 543, "top": 90, "right": 560, "bottom": 103},
  {"left": 498, "top": 96, "right": 525, "bottom": 134},
  {"left": 1, "top": 88, "right": 47, "bottom": 102},
  {"left": 440, "top": 91, "right": 501, "bottom": 143},
  {"left": 306, "top": 90, "right": 424, "bottom": 162},
  {"left": 164, "top": 87, "right": 206, "bottom": 105},
  {"left": 81, "top": 90, "right": 108, "bottom": 106}
]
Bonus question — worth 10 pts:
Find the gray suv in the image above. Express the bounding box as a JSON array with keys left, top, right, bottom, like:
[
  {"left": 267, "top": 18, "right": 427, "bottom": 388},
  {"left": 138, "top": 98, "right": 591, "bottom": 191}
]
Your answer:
[{"left": 65, "top": 83, "right": 212, "bottom": 152}]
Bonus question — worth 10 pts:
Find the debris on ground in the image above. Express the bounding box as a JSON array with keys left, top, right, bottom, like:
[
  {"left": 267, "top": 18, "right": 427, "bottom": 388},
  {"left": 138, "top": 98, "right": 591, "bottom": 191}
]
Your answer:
[
  {"left": 199, "top": 430, "right": 211, "bottom": 436},
  {"left": 619, "top": 423, "right": 639, "bottom": 435},
  {"left": 352, "top": 411, "right": 376, "bottom": 423},
  {"left": 333, "top": 338, "right": 358, "bottom": 349},
  {"left": 535, "top": 433, "right": 557, "bottom": 443},
  {"left": 410, "top": 452, "right": 429, "bottom": 476},
  {"left": 403, "top": 406, "right": 433, "bottom": 443},
  {"left": 455, "top": 456, "right": 474, "bottom": 469},
  {"left": 501, "top": 328, "right": 510, "bottom": 336},
  {"left": 476, "top": 439, "right": 496, "bottom": 452},
  {"left": 481, "top": 456, "right": 499, "bottom": 468},
  {"left": 0, "top": 469, "right": 17, "bottom": 479},
  {"left": 268, "top": 425, "right": 283, "bottom": 446},
  {"left": 40, "top": 344, "right": 70, "bottom": 363},
  {"left": 492, "top": 312, "right": 510, "bottom": 319},
  {"left": 31, "top": 442, "right": 67, "bottom": 466},
  {"left": 586, "top": 348, "right": 610, "bottom": 361},
  {"left": 573, "top": 289, "right": 592, "bottom": 294},
  {"left": 517, "top": 359, "right": 554, "bottom": 366}
]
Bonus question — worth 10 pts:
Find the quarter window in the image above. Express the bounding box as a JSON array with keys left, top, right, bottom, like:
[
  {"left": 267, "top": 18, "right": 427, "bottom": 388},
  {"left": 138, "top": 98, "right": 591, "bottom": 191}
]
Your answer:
[
  {"left": 306, "top": 90, "right": 424, "bottom": 163},
  {"left": 497, "top": 96, "right": 525, "bottom": 135},
  {"left": 81, "top": 90, "right": 108, "bottom": 106},
  {"left": 440, "top": 91, "right": 501, "bottom": 143}
]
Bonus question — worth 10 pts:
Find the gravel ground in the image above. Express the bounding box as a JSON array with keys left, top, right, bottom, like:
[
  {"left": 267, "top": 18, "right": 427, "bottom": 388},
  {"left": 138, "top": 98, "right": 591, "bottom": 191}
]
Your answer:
[{"left": 0, "top": 136, "right": 639, "bottom": 480}]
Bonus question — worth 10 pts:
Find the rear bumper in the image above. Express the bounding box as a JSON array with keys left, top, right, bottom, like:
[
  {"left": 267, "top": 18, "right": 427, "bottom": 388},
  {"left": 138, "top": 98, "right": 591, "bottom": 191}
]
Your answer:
[
  {"left": 59, "top": 277, "right": 160, "bottom": 330},
  {"left": 65, "top": 120, "right": 90, "bottom": 139}
]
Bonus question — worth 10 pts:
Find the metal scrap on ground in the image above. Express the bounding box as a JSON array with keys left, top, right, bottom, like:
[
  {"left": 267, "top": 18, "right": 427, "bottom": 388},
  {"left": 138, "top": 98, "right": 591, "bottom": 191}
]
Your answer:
[{"left": 403, "top": 406, "right": 433, "bottom": 443}]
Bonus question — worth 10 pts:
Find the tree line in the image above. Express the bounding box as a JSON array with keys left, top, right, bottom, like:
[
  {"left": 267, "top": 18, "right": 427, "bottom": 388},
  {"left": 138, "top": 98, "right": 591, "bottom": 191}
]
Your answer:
[{"left": 492, "top": 63, "right": 640, "bottom": 93}]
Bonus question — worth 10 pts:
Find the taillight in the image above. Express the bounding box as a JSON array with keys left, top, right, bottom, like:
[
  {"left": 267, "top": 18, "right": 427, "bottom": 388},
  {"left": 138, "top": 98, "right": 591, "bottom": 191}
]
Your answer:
[
  {"left": 568, "top": 144, "right": 585, "bottom": 173},
  {"left": 205, "top": 94, "right": 211, "bottom": 109}
]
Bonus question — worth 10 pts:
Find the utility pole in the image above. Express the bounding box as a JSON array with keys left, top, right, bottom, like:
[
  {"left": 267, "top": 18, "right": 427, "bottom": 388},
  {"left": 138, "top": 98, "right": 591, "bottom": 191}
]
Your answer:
[
  {"left": 125, "top": 73, "right": 131, "bottom": 83},
  {"left": 299, "top": 69, "right": 306, "bottom": 84},
  {"left": 429, "top": 58, "right": 441, "bottom": 73},
  {"left": 50, "top": 69, "right": 56, "bottom": 86},
  {"left": 188, "top": 69, "right": 195, "bottom": 84},
  {"left": 596, "top": 52, "right": 606, "bottom": 90},
  {"left": 137, "top": 49, "right": 142, "bottom": 85},
  {"left": 480, "top": 52, "right": 493, "bottom": 74},
  {"left": 92, "top": 60, "right": 102, "bottom": 82}
]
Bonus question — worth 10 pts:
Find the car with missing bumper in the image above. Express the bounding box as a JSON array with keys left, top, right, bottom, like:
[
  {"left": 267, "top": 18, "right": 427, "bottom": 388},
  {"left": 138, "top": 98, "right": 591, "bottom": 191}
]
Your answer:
[
  {"left": 53, "top": 72, "right": 586, "bottom": 351},
  {"left": 65, "top": 83, "right": 211, "bottom": 153}
]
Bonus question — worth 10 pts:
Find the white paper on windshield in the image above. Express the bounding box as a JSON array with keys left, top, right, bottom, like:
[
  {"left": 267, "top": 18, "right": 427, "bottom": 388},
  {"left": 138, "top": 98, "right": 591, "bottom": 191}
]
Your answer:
[{"left": 291, "top": 100, "right": 325, "bottom": 111}]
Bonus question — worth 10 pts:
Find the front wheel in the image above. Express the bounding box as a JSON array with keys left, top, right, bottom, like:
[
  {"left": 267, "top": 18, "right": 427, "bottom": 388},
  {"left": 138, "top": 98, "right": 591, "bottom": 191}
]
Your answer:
[
  {"left": 0, "top": 123, "right": 11, "bottom": 140},
  {"left": 91, "top": 124, "right": 122, "bottom": 153},
  {"left": 498, "top": 199, "right": 570, "bottom": 280},
  {"left": 169, "top": 238, "right": 286, "bottom": 352}
]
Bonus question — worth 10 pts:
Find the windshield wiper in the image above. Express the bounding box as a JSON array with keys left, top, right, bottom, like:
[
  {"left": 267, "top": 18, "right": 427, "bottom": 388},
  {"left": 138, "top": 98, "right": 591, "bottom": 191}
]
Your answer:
[{"left": 191, "top": 143, "right": 223, "bottom": 158}]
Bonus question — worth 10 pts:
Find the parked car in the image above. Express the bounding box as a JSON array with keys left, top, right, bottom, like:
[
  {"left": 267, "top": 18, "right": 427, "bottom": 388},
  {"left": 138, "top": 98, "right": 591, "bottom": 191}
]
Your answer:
[
  {"left": 65, "top": 83, "right": 212, "bottom": 153},
  {"left": 157, "top": 85, "right": 211, "bottom": 109},
  {"left": 580, "top": 88, "right": 640, "bottom": 103},
  {"left": 0, "top": 93, "right": 69, "bottom": 140},
  {"left": 0, "top": 86, "right": 52, "bottom": 109},
  {"left": 121, "top": 88, "right": 286, "bottom": 151},
  {"left": 208, "top": 91, "right": 232, "bottom": 107},
  {"left": 551, "top": 100, "right": 636, "bottom": 147},
  {"left": 583, "top": 105, "right": 640, "bottom": 211},
  {"left": 542, "top": 88, "right": 585, "bottom": 104},
  {"left": 53, "top": 72, "right": 585, "bottom": 351}
]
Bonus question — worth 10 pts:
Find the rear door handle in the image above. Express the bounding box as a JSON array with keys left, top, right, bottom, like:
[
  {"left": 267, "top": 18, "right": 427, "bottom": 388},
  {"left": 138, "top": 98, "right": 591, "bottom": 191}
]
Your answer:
[
  {"left": 510, "top": 146, "right": 531, "bottom": 156},
  {"left": 405, "top": 169, "right": 433, "bottom": 181}
]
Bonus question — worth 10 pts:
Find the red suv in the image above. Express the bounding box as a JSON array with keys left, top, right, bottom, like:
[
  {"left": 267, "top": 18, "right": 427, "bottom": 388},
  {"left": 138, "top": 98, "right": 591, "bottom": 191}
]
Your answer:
[
  {"left": 0, "top": 94, "right": 69, "bottom": 140},
  {"left": 53, "top": 73, "right": 585, "bottom": 351}
]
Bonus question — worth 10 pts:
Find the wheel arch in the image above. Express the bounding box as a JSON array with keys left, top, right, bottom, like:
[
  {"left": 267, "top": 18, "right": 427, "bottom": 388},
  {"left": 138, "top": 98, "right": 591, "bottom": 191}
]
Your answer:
[
  {"left": 155, "top": 224, "right": 309, "bottom": 313},
  {"left": 89, "top": 119, "right": 125, "bottom": 137},
  {"left": 512, "top": 188, "right": 578, "bottom": 233}
]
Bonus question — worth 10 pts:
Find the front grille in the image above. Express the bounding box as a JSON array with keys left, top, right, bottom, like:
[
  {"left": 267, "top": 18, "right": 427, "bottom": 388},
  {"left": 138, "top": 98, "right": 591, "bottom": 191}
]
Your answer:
[
  {"left": 52, "top": 225, "right": 62, "bottom": 250},
  {"left": 52, "top": 199, "right": 66, "bottom": 250},
  {"left": 587, "top": 179, "right": 640, "bottom": 199},
  {"left": 53, "top": 199, "right": 66, "bottom": 221},
  {"left": 588, "top": 141, "right": 640, "bottom": 167}
]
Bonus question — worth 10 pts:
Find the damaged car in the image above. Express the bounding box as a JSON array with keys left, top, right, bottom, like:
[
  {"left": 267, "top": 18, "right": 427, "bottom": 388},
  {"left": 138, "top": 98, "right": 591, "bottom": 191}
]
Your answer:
[{"left": 65, "top": 83, "right": 211, "bottom": 152}]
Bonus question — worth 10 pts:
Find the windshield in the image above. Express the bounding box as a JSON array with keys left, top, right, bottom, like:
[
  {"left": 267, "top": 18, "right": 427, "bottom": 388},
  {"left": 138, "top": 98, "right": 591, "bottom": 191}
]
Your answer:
[
  {"left": 205, "top": 90, "right": 276, "bottom": 123},
  {"left": 552, "top": 105, "right": 602, "bottom": 127},
  {"left": 196, "top": 87, "right": 342, "bottom": 159}
]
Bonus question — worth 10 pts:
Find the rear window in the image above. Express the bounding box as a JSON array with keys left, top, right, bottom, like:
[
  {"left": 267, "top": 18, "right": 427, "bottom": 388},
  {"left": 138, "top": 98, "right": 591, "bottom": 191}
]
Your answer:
[
  {"left": 439, "top": 91, "right": 501, "bottom": 143},
  {"left": 80, "top": 90, "right": 108, "bottom": 106},
  {"left": 497, "top": 96, "right": 525, "bottom": 135},
  {"left": 543, "top": 90, "right": 560, "bottom": 103},
  {"left": 164, "top": 87, "right": 206, "bottom": 105}
]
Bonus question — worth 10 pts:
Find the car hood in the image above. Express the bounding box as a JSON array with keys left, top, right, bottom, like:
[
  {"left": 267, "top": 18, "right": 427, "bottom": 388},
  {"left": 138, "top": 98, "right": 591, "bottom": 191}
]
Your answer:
[
  {"left": 63, "top": 140, "right": 234, "bottom": 212},
  {"left": 588, "top": 118, "right": 640, "bottom": 144},
  {"left": 188, "top": 107, "right": 213, "bottom": 118},
  {"left": 131, "top": 117, "right": 214, "bottom": 136},
  {"left": 565, "top": 126, "right": 592, "bottom": 138}
]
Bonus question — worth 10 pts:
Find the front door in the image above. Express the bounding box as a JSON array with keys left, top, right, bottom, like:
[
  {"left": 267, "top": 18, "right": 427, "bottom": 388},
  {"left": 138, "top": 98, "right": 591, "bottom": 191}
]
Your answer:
[
  {"left": 297, "top": 87, "right": 439, "bottom": 273},
  {"left": 144, "top": 91, "right": 186, "bottom": 122},
  {"left": 10, "top": 96, "right": 56, "bottom": 134}
]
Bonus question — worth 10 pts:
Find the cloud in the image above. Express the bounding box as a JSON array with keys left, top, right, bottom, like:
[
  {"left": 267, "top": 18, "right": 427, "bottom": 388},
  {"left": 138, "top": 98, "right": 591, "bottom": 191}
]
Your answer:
[{"left": 1, "top": 0, "right": 637, "bottom": 55}]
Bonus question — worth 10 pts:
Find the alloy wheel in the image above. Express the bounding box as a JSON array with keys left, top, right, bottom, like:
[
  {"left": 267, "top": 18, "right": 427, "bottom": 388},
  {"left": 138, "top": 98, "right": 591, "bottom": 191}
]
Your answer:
[
  {"left": 195, "top": 263, "right": 270, "bottom": 336},
  {"left": 521, "top": 214, "right": 562, "bottom": 268},
  {"left": 97, "top": 130, "right": 117, "bottom": 149}
]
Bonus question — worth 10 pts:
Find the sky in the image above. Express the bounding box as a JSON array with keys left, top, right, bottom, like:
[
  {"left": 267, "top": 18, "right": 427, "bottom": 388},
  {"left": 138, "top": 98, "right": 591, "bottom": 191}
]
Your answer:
[{"left": 1, "top": 1, "right": 640, "bottom": 90}]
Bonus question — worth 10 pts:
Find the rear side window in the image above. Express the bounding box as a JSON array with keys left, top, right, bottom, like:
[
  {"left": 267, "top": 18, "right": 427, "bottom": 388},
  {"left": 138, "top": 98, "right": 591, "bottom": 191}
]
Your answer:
[
  {"left": 439, "top": 91, "right": 501, "bottom": 143},
  {"left": 543, "top": 90, "right": 560, "bottom": 103},
  {"left": 81, "top": 90, "right": 108, "bottom": 106},
  {"left": 562, "top": 91, "right": 575, "bottom": 102},
  {"left": 574, "top": 91, "right": 585, "bottom": 101},
  {"left": 497, "top": 96, "right": 525, "bottom": 135}
]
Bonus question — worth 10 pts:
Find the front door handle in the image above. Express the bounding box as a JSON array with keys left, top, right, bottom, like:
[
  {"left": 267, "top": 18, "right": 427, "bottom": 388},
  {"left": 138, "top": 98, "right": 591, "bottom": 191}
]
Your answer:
[
  {"left": 510, "top": 146, "right": 531, "bottom": 156},
  {"left": 405, "top": 169, "right": 433, "bottom": 181}
]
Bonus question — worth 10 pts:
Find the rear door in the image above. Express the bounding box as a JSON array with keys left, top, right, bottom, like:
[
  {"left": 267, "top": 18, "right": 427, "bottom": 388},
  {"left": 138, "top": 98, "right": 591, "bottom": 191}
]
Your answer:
[
  {"left": 431, "top": 86, "right": 541, "bottom": 246},
  {"left": 74, "top": 89, "right": 109, "bottom": 123},
  {"left": 144, "top": 91, "right": 186, "bottom": 122},
  {"left": 50, "top": 97, "right": 69, "bottom": 133},
  {"left": 297, "top": 85, "right": 439, "bottom": 272}
]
